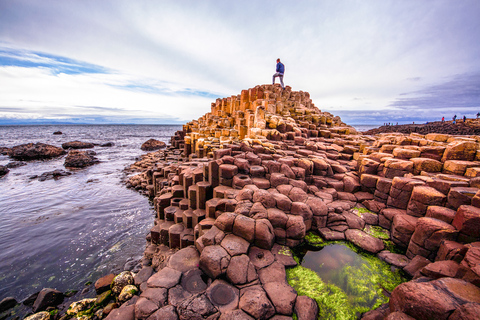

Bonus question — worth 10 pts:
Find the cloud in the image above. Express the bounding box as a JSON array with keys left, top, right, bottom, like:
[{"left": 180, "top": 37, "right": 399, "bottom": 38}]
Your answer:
[{"left": 0, "top": 0, "right": 480, "bottom": 124}]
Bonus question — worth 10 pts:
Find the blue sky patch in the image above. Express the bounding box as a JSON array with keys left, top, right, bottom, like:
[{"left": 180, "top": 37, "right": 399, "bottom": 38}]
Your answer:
[{"left": 0, "top": 47, "right": 109, "bottom": 75}]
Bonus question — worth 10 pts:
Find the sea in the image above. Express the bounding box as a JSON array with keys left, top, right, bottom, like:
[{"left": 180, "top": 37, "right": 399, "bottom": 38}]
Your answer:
[{"left": 0, "top": 124, "right": 181, "bottom": 305}]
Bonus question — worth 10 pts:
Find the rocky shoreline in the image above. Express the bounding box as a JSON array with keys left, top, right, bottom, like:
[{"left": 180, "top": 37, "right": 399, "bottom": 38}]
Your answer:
[
  {"left": 3, "top": 84, "right": 480, "bottom": 319},
  {"left": 363, "top": 120, "right": 480, "bottom": 136}
]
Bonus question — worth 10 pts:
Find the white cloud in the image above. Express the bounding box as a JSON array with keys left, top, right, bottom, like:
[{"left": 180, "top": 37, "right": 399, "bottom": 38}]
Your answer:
[{"left": 0, "top": 0, "right": 479, "bottom": 124}]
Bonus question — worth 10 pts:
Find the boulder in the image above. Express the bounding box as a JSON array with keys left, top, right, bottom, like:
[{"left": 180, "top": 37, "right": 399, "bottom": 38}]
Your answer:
[
  {"left": 61, "top": 140, "right": 94, "bottom": 149},
  {"left": 0, "top": 165, "right": 9, "bottom": 177},
  {"left": 95, "top": 273, "right": 116, "bottom": 293},
  {"left": 64, "top": 150, "right": 99, "bottom": 168},
  {"left": 111, "top": 271, "right": 135, "bottom": 294},
  {"left": 10, "top": 142, "right": 65, "bottom": 160},
  {"left": 32, "top": 288, "right": 64, "bottom": 312},
  {"left": 141, "top": 139, "right": 166, "bottom": 151},
  {"left": 0, "top": 297, "right": 17, "bottom": 313}
]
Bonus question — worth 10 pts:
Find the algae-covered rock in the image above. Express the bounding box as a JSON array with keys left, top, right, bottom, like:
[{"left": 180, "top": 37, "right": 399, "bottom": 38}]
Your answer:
[
  {"left": 111, "top": 271, "right": 135, "bottom": 295},
  {"left": 67, "top": 298, "right": 96, "bottom": 315},
  {"left": 95, "top": 290, "right": 112, "bottom": 306},
  {"left": 24, "top": 311, "right": 51, "bottom": 320},
  {"left": 118, "top": 284, "right": 138, "bottom": 302}
]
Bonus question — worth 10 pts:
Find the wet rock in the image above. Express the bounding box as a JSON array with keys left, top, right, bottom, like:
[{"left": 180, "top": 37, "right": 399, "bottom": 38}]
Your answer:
[
  {"left": 345, "top": 229, "right": 384, "bottom": 254},
  {"left": 141, "top": 139, "right": 166, "bottom": 151},
  {"left": 0, "top": 297, "right": 17, "bottom": 313},
  {"left": 32, "top": 288, "right": 64, "bottom": 313},
  {"left": 10, "top": 142, "right": 65, "bottom": 160},
  {"left": 118, "top": 284, "right": 138, "bottom": 302},
  {"left": 6, "top": 160, "right": 27, "bottom": 168},
  {"left": 177, "top": 293, "right": 218, "bottom": 320},
  {"left": 61, "top": 140, "right": 94, "bottom": 149},
  {"left": 35, "top": 169, "right": 72, "bottom": 181},
  {"left": 24, "top": 312, "right": 51, "bottom": 320},
  {"left": 53, "top": 131, "right": 62, "bottom": 135},
  {"left": 377, "top": 251, "right": 410, "bottom": 268},
  {"left": 239, "top": 285, "right": 275, "bottom": 319},
  {"left": 111, "top": 271, "right": 135, "bottom": 294},
  {"left": 67, "top": 298, "right": 96, "bottom": 315},
  {"left": 64, "top": 149, "right": 99, "bottom": 167},
  {"left": 101, "top": 142, "right": 115, "bottom": 147},
  {"left": 95, "top": 273, "right": 116, "bottom": 293},
  {"left": 294, "top": 295, "right": 318, "bottom": 320},
  {"left": 147, "top": 267, "right": 182, "bottom": 289}
]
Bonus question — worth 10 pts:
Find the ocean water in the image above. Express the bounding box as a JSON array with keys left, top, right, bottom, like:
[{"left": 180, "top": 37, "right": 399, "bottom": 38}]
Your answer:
[{"left": 0, "top": 125, "right": 181, "bottom": 303}]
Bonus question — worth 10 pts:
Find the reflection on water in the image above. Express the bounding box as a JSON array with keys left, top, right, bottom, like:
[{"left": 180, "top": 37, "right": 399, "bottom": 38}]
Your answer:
[
  {"left": 0, "top": 125, "right": 181, "bottom": 302},
  {"left": 291, "top": 242, "right": 406, "bottom": 318}
]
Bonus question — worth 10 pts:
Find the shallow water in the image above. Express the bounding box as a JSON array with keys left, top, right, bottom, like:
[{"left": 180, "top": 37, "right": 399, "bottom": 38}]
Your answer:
[
  {"left": 0, "top": 125, "right": 181, "bottom": 302},
  {"left": 296, "top": 242, "right": 406, "bottom": 313}
]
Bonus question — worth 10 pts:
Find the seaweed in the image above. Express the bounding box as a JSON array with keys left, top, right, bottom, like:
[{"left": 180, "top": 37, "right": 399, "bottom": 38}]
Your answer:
[{"left": 288, "top": 240, "right": 407, "bottom": 319}]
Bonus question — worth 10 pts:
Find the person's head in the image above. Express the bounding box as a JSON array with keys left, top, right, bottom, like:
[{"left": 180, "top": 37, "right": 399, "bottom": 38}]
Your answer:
[{"left": 277, "top": 58, "right": 280, "bottom": 63}]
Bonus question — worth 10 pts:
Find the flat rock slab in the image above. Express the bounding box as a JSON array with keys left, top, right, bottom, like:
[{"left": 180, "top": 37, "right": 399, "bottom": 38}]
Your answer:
[
  {"left": 168, "top": 246, "right": 200, "bottom": 273},
  {"left": 147, "top": 267, "right": 182, "bottom": 289},
  {"left": 377, "top": 251, "right": 410, "bottom": 268},
  {"left": 345, "top": 229, "right": 385, "bottom": 254},
  {"left": 206, "top": 279, "right": 239, "bottom": 313}
]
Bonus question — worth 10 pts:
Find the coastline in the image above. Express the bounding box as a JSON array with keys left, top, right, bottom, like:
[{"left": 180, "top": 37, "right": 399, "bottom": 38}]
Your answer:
[{"left": 3, "top": 85, "right": 480, "bottom": 319}]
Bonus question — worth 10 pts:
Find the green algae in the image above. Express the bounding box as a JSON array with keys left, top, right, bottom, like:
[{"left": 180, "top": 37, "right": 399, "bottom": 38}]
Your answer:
[
  {"left": 363, "top": 225, "right": 389, "bottom": 240},
  {"left": 287, "top": 265, "right": 356, "bottom": 320},
  {"left": 288, "top": 236, "right": 407, "bottom": 319},
  {"left": 353, "top": 207, "right": 376, "bottom": 215}
]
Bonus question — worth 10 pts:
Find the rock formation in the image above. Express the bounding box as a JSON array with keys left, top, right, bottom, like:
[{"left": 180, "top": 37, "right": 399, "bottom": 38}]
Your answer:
[
  {"left": 121, "top": 84, "right": 480, "bottom": 319},
  {"left": 24, "top": 84, "right": 480, "bottom": 319}
]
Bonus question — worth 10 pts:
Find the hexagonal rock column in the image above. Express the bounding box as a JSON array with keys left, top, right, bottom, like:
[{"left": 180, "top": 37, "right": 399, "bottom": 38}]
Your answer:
[
  {"left": 452, "top": 205, "right": 480, "bottom": 243},
  {"left": 406, "top": 217, "right": 458, "bottom": 260},
  {"left": 406, "top": 186, "right": 446, "bottom": 217}
]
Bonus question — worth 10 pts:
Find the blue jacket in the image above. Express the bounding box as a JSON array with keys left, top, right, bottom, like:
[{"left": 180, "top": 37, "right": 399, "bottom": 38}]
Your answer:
[{"left": 276, "top": 62, "right": 285, "bottom": 74}]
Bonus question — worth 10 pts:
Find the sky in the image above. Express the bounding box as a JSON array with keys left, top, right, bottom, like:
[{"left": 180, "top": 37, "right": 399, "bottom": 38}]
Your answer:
[{"left": 0, "top": 0, "right": 479, "bottom": 125}]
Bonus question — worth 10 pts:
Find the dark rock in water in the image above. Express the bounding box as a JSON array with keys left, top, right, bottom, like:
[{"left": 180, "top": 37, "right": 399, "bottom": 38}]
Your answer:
[
  {"left": 64, "top": 150, "right": 99, "bottom": 168},
  {"left": 10, "top": 143, "right": 65, "bottom": 160},
  {"left": 0, "top": 165, "right": 9, "bottom": 177},
  {"left": 32, "top": 288, "right": 64, "bottom": 312},
  {"left": 0, "top": 147, "right": 11, "bottom": 156},
  {"left": 36, "top": 169, "right": 72, "bottom": 181},
  {"left": 141, "top": 139, "right": 166, "bottom": 151},
  {"left": 6, "top": 161, "right": 27, "bottom": 168},
  {"left": 0, "top": 297, "right": 18, "bottom": 313},
  {"left": 23, "top": 292, "right": 40, "bottom": 307},
  {"left": 53, "top": 131, "right": 62, "bottom": 135},
  {"left": 100, "top": 142, "right": 115, "bottom": 147},
  {"left": 61, "top": 141, "right": 95, "bottom": 150}
]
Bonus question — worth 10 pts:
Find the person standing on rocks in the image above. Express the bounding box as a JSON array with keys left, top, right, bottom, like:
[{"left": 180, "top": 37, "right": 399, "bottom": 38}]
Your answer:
[{"left": 273, "top": 58, "right": 285, "bottom": 89}]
